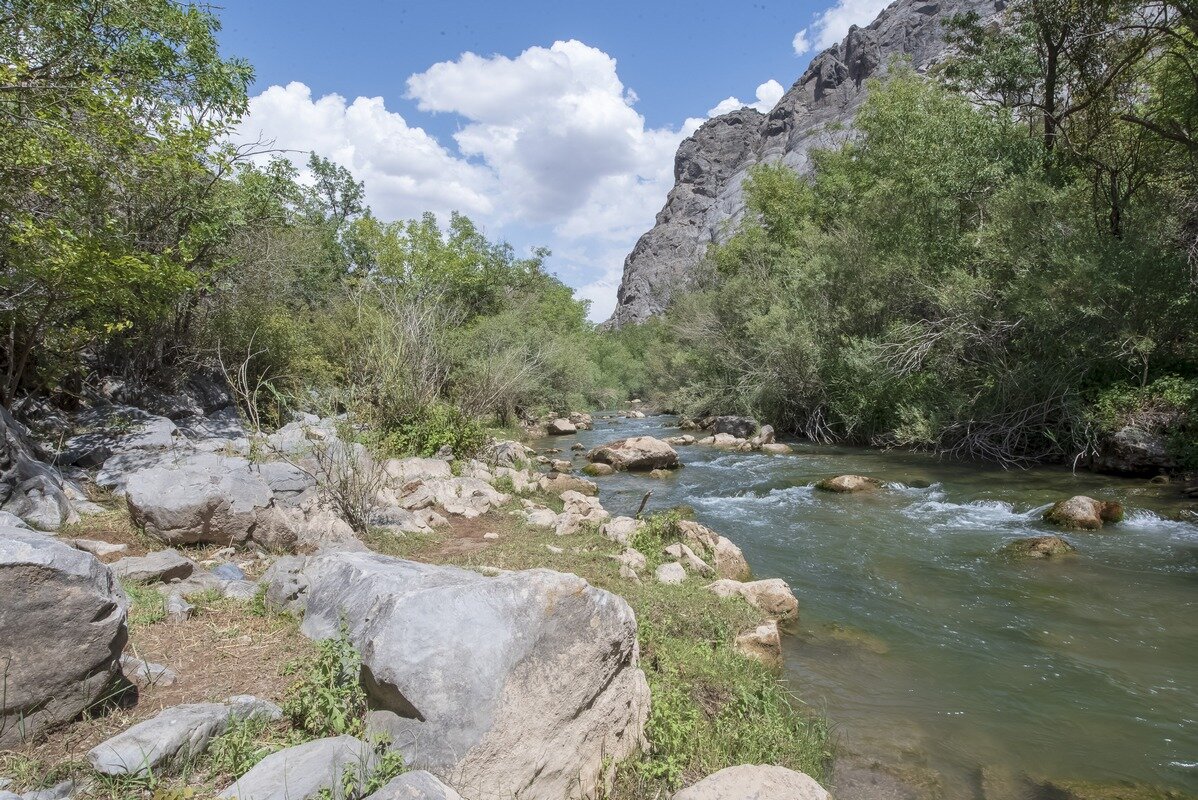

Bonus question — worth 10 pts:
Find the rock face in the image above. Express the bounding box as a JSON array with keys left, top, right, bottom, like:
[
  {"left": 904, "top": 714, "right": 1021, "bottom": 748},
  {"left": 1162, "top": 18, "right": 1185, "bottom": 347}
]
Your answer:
[
  {"left": 265, "top": 551, "right": 649, "bottom": 800},
  {"left": 1043, "top": 496, "right": 1124, "bottom": 530},
  {"left": 587, "top": 436, "right": 680, "bottom": 471},
  {"left": 674, "top": 765, "right": 829, "bottom": 800},
  {"left": 0, "top": 527, "right": 127, "bottom": 747},
  {"left": 606, "top": 0, "right": 1001, "bottom": 327},
  {"left": 1093, "top": 425, "right": 1177, "bottom": 476},
  {"left": 0, "top": 404, "right": 89, "bottom": 530}
]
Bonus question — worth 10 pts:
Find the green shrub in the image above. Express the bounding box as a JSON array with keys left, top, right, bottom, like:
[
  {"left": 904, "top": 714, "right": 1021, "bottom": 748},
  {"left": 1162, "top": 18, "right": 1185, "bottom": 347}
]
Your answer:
[
  {"left": 375, "top": 403, "right": 487, "bottom": 458},
  {"left": 282, "top": 631, "right": 368, "bottom": 738}
]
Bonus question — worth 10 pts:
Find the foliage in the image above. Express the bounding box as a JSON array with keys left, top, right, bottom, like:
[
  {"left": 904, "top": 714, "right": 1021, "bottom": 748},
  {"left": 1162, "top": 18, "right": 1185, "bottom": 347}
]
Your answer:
[
  {"left": 282, "top": 631, "right": 368, "bottom": 738},
  {"left": 121, "top": 583, "right": 166, "bottom": 629},
  {"left": 373, "top": 403, "right": 487, "bottom": 459},
  {"left": 630, "top": 64, "right": 1197, "bottom": 466}
]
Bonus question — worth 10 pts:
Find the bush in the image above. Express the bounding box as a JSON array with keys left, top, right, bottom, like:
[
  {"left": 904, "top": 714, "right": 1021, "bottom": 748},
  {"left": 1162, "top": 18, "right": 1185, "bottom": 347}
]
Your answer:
[
  {"left": 374, "top": 403, "right": 487, "bottom": 459},
  {"left": 282, "top": 631, "right": 368, "bottom": 738}
]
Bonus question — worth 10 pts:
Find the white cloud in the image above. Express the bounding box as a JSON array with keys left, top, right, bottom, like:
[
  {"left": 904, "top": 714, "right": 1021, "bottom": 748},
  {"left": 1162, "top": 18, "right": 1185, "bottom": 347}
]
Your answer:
[
  {"left": 237, "top": 82, "right": 495, "bottom": 221},
  {"left": 706, "top": 79, "right": 785, "bottom": 118},
  {"left": 801, "top": 0, "right": 891, "bottom": 53},
  {"left": 235, "top": 42, "right": 702, "bottom": 322}
]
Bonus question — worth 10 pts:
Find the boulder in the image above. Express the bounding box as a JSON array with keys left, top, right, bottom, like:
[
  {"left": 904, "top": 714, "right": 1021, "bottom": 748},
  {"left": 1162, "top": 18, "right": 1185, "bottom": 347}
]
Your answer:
[
  {"left": 674, "top": 765, "right": 829, "bottom": 800},
  {"left": 363, "top": 772, "right": 463, "bottom": 800},
  {"left": 587, "top": 437, "right": 679, "bottom": 471},
  {"left": 1043, "top": 496, "right": 1124, "bottom": 530},
  {"left": 625, "top": 410, "right": 646, "bottom": 419},
  {"left": 265, "top": 552, "right": 649, "bottom": 800},
  {"left": 1003, "top": 535, "right": 1077, "bottom": 559},
  {"left": 547, "top": 418, "right": 577, "bottom": 435},
  {"left": 89, "top": 696, "right": 281, "bottom": 776},
  {"left": 711, "top": 416, "right": 758, "bottom": 439},
  {"left": 760, "top": 442, "right": 793, "bottom": 455},
  {"left": 677, "top": 520, "right": 751, "bottom": 581},
  {"left": 1093, "top": 425, "right": 1177, "bottom": 476},
  {"left": 679, "top": 418, "right": 699, "bottom": 431},
  {"left": 601, "top": 516, "right": 642, "bottom": 546},
  {"left": 582, "top": 463, "right": 616, "bottom": 477},
  {"left": 551, "top": 459, "right": 573, "bottom": 473},
  {"left": 65, "top": 538, "right": 129, "bottom": 558},
  {"left": 663, "top": 543, "right": 713, "bottom": 576},
  {"left": 110, "top": 549, "right": 195, "bottom": 583},
  {"left": 735, "top": 621, "right": 782, "bottom": 669},
  {"left": 59, "top": 406, "right": 184, "bottom": 468},
  {"left": 699, "top": 432, "right": 745, "bottom": 448},
  {"left": 567, "top": 412, "right": 593, "bottom": 430},
  {"left": 218, "top": 735, "right": 375, "bottom": 800},
  {"left": 119, "top": 655, "right": 177, "bottom": 687},
  {"left": 666, "top": 435, "right": 696, "bottom": 446},
  {"left": 538, "top": 473, "right": 598, "bottom": 496},
  {"left": 815, "top": 475, "right": 883, "bottom": 493},
  {"left": 0, "top": 527, "right": 127, "bottom": 747},
  {"left": 655, "top": 561, "right": 686, "bottom": 585},
  {"left": 755, "top": 424, "right": 776, "bottom": 445},
  {"left": 124, "top": 454, "right": 274, "bottom": 545},
  {"left": 706, "top": 578, "right": 798, "bottom": 620},
  {"left": 484, "top": 440, "right": 533, "bottom": 469},
  {"left": 1, "top": 404, "right": 87, "bottom": 530}
]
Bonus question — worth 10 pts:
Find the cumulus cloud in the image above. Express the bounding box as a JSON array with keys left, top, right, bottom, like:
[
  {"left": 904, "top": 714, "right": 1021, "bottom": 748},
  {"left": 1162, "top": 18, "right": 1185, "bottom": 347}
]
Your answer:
[
  {"left": 797, "top": 0, "right": 891, "bottom": 54},
  {"left": 236, "top": 82, "right": 495, "bottom": 221},
  {"left": 706, "top": 79, "right": 785, "bottom": 117},
  {"left": 235, "top": 41, "right": 705, "bottom": 321},
  {"left": 792, "top": 28, "right": 812, "bottom": 56}
]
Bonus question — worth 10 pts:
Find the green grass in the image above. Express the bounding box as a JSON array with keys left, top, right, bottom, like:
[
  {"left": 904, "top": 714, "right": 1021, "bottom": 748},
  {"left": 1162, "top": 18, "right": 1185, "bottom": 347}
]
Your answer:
[
  {"left": 121, "top": 582, "right": 166, "bottom": 629},
  {"left": 372, "top": 505, "right": 834, "bottom": 795}
]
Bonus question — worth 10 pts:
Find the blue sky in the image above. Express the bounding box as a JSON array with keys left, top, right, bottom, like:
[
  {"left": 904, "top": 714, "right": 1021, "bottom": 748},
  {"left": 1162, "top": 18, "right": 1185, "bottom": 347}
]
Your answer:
[{"left": 218, "top": 0, "right": 890, "bottom": 320}]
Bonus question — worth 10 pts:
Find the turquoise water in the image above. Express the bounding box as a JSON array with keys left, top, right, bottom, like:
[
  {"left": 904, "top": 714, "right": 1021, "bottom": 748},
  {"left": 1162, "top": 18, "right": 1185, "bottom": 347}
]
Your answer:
[{"left": 535, "top": 413, "right": 1198, "bottom": 796}]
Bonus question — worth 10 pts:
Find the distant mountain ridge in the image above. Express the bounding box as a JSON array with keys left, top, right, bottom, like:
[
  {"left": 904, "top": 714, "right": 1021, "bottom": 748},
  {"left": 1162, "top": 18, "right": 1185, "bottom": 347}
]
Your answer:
[{"left": 605, "top": 0, "right": 1003, "bottom": 328}]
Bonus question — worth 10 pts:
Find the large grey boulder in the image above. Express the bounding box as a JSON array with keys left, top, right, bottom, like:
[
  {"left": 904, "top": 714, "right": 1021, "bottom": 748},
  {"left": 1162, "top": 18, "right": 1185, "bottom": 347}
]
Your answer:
[
  {"left": 1094, "top": 425, "right": 1177, "bottom": 476},
  {"left": 219, "top": 735, "right": 375, "bottom": 800},
  {"left": 673, "top": 765, "right": 829, "bottom": 800},
  {"left": 125, "top": 453, "right": 272, "bottom": 545},
  {"left": 587, "top": 436, "right": 679, "bottom": 471},
  {"left": 710, "top": 416, "right": 758, "bottom": 439},
  {"left": 58, "top": 406, "right": 185, "bottom": 468},
  {"left": 0, "top": 527, "right": 127, "bottom": 747},
  {"left": 362, "top": 772, "right": 463, "bottom": 800},
  {"left": 266, "top": 551, "right": 649, "bottom": 800},
  {"left": 88, "top": 696, "right": 282, "bottom": 776}
]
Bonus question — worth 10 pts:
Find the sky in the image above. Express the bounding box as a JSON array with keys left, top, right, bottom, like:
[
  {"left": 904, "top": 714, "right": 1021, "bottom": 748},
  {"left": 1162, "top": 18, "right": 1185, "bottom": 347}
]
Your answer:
[{"left": 218, "top": 0, "right": 893, "bottom": 321}]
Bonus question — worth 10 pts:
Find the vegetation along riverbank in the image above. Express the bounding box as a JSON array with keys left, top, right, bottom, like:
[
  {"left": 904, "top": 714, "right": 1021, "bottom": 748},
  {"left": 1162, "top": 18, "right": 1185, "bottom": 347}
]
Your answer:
[{"left": 2, "top": 1, "right": 1196, "bottom": 799}]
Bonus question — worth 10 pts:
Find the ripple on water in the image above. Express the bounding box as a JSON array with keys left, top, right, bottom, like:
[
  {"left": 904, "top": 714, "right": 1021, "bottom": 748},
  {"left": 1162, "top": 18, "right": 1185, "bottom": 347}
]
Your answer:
[{"left": 691, "top": 485, "right": 816, "bottom": 522}]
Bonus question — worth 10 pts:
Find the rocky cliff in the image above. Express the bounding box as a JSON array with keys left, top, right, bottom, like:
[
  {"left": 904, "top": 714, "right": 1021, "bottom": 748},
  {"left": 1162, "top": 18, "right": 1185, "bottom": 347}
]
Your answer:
[{"left": 606, "top": 0, "right": 1002, "bottom": 327}]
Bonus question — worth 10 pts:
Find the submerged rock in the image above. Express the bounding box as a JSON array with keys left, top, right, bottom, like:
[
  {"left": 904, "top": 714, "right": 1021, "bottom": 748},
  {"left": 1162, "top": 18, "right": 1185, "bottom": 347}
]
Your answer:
[
  {"left": 265, "top": 551, "right": 649, "bottom": 800},
  {"left": 582, "top": 462, "right": 615, "bottom": 477},
  {"left": 1043, "top": 496, "right": 1124, "bottom": 530},
  {"left": 0, "top": 527, "right": 128, "bottom": 747},
  {"left": 1003, "top": 535, "right": 1077, "bottom": 559},
  {"left": 815, "top": 475, "right": 883, "bottom": 493},
  {"left": 587, "top": 436, "right": 679, "bottom": 471},
  {"left": 675, "top": 765, "right": 829, "bottom": 800}
]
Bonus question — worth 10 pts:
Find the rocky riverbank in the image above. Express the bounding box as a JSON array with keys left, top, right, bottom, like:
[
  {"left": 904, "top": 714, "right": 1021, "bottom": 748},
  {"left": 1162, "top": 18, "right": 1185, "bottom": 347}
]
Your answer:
[{"left": 0, "top": 385, "right": 831, "bottom": 800}]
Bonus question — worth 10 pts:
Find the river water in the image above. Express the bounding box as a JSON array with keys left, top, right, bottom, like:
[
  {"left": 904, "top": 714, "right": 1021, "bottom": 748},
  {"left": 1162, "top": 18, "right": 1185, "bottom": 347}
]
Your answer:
[{"left": 534, "top": 413, "right": 1198, "bottom": 797}]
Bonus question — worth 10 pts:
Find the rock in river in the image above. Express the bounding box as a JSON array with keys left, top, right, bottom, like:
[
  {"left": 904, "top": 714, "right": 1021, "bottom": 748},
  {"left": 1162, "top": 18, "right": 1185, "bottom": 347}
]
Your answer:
[
  {"left": 547, "top": 418, "right": 577, "bottom": 435},
  {"left": 1003, "top": 535, "right": 1077, "bottom": 559},
  {"left": 706, "top": 578, "right": 798, "bottom": 621},
  {"left": 264, "top": 551, "right": 649, "bottom": 800},
  {"left": 815, "top": 474, "right": 883, "bottom": 493},
  {"left": 587, "top": 436, "right": 679, "bottom": 471},
  {"left": 1043, "top": 496, "right": 1124, "bottom": 530}
]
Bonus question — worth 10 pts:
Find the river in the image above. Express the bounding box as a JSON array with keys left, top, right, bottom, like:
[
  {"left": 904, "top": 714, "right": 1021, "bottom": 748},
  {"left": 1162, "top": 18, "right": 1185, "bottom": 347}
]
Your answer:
[{"left": 534, "top": 412, "right": 1198, "bottom": 798}]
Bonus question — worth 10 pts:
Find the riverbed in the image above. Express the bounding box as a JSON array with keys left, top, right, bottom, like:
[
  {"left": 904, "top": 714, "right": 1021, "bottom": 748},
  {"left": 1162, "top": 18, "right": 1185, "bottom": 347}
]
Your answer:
[{"left": 533, "top": 413, "right": 1198, "bottom": 797}]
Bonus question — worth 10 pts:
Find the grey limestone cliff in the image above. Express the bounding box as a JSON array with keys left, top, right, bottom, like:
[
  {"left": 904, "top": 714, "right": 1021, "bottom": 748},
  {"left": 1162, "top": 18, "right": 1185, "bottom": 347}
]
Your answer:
[{"left": 606, "top": 0, "right": 1002, "bottom": 327}]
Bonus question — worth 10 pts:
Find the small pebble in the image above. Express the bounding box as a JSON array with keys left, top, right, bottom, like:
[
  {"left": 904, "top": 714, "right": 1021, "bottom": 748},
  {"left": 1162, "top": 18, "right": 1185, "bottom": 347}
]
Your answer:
[{"left": 483, "top": 532, "right": 499, "bottom": 540}]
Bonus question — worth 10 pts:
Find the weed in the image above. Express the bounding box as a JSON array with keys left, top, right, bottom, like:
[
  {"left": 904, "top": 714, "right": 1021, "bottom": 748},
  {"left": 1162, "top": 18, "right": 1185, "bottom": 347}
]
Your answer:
[
  {"left": 122, "top": 582, "right": 166, "bottom": 629},
  {"left": 282, "top": 630, "right": 368, "bottom": 738}
]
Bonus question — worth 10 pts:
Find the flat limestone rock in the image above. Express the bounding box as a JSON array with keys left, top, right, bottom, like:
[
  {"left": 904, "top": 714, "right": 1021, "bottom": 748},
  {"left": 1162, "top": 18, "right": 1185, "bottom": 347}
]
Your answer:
[
  {"left": 706, "top": 578, "right": 799, "bottom": 620},
  {"left": 587, "top": 436, "right": 679, "bottom": 471},
  {"left": 219, "top": 735, "right": 374, "bottom": 800},
  {"left": 674, "top": 764, "right": 829, "bottom": 800},
  {"left": 89, "top": 696, "right": 281, "bottom": 776},
  {"left": 362, "top": 772, "right": 463, "bottom": 800},
  {"left": 110, "top": 549, "right": 195, "bottom": 583}
]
